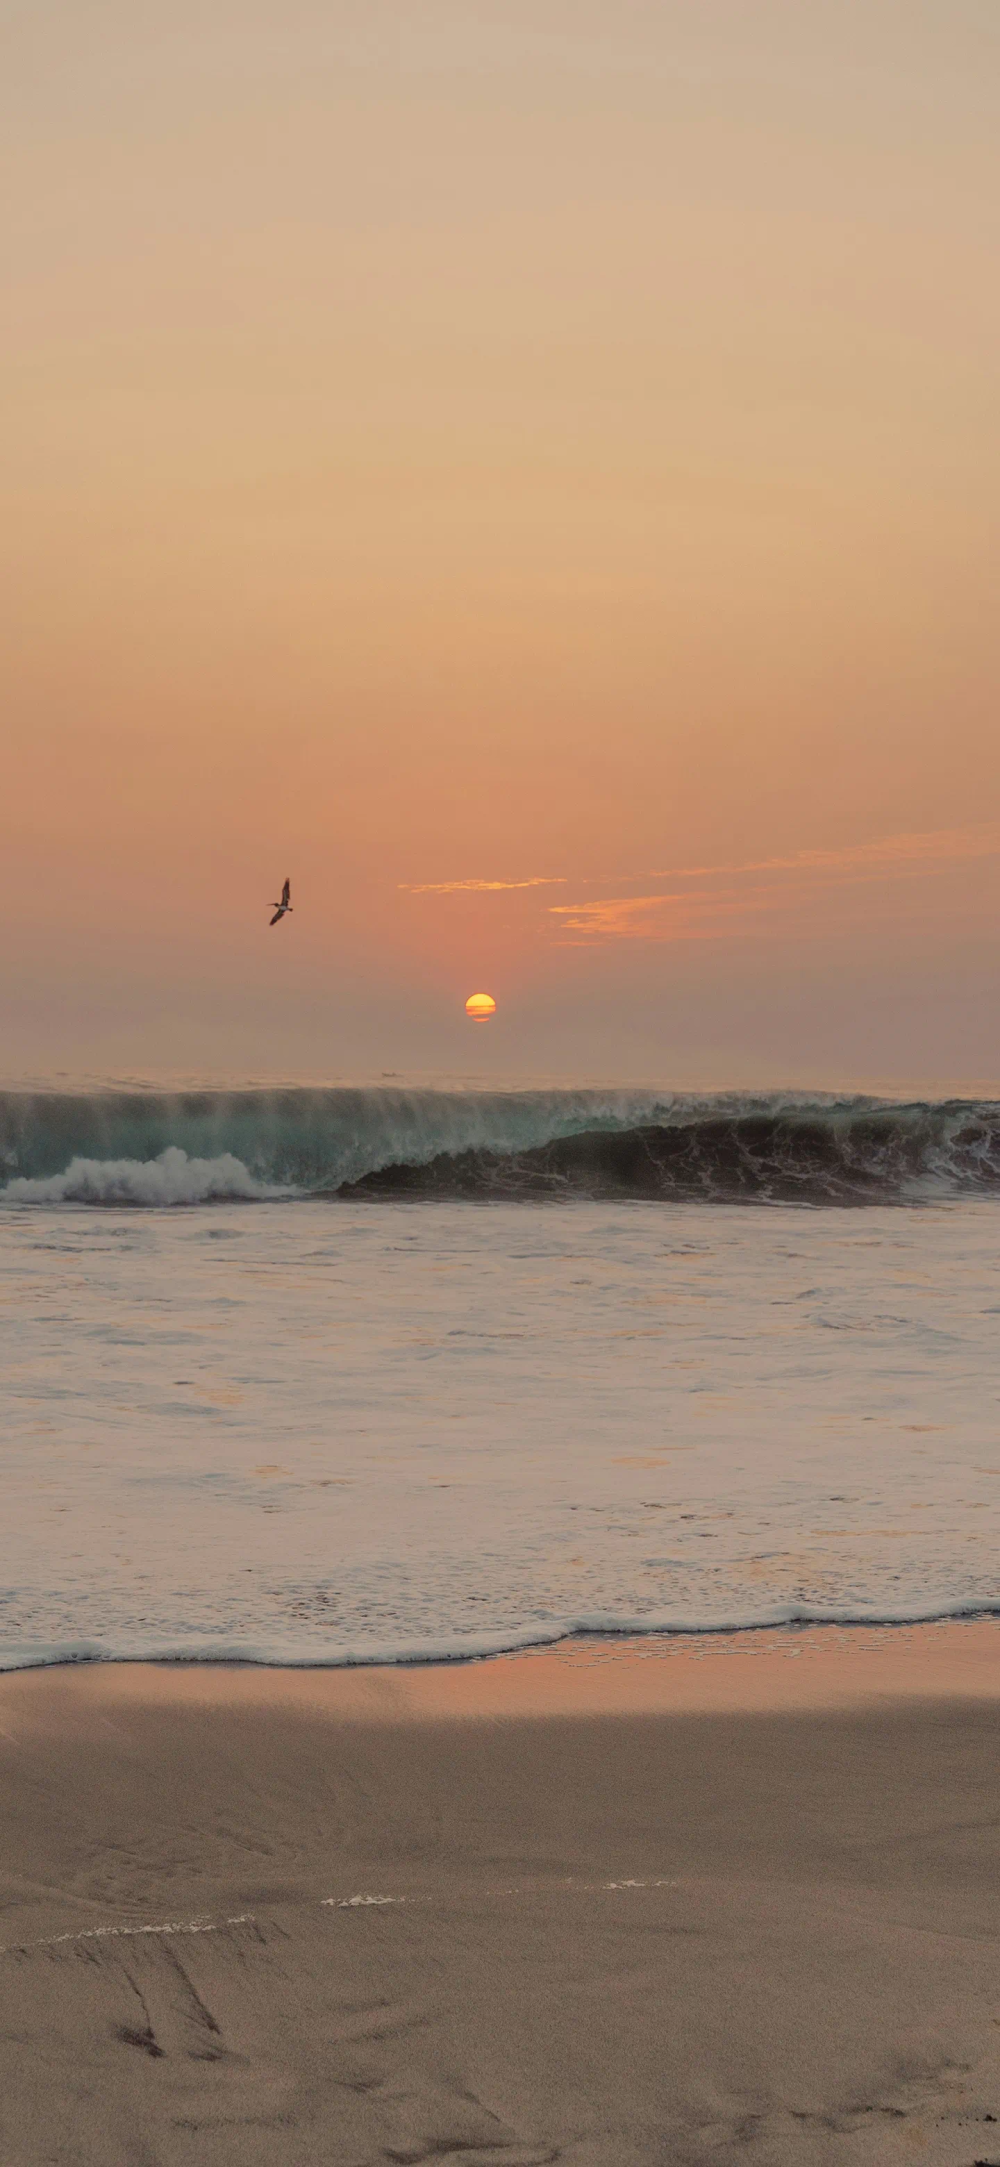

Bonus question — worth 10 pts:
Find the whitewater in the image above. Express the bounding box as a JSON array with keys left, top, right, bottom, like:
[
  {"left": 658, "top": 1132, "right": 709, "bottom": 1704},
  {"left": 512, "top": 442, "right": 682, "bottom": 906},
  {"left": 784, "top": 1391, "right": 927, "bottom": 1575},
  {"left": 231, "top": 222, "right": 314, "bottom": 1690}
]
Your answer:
[{"left": 2, "top": 1083, "right": 1000, "bottom": 1670}]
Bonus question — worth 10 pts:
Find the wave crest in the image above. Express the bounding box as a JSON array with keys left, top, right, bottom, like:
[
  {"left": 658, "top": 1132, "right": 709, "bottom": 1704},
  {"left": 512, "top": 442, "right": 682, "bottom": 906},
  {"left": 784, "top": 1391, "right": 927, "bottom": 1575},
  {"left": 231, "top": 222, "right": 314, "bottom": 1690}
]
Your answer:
[{"left": 2, "top": 1086, "right": 1000, "bottom": 1205}]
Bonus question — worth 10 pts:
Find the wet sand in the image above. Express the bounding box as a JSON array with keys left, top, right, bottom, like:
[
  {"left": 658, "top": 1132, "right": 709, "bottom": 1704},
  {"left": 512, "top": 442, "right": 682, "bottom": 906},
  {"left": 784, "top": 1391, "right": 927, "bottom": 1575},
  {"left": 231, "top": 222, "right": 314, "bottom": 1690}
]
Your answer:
[{"left": 3, "top": 1623, "right": 1000, "bottom": 2164}]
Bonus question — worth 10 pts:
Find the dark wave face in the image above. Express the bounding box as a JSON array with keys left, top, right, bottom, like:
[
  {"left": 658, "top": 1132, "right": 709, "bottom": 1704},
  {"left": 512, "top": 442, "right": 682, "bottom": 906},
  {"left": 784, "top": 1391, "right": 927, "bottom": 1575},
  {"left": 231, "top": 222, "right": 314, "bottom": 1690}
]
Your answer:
[
  {"left": 340, "top": 1110, "right": 1000, "bottom": 1204},
  {"left": 2, "top": 1087, "right": 1000, "bottom": 1205}
]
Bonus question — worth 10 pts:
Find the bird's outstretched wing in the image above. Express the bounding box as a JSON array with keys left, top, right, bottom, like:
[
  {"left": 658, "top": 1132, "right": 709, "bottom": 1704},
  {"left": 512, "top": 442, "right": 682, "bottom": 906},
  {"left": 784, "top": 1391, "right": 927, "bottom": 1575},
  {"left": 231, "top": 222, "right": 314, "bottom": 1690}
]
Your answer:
[
  {"left": 269, "top": 907, "right": 284, "bottom": 926},
  {"left": 281, "top": 878, "right": 291, "bottom": 907}
]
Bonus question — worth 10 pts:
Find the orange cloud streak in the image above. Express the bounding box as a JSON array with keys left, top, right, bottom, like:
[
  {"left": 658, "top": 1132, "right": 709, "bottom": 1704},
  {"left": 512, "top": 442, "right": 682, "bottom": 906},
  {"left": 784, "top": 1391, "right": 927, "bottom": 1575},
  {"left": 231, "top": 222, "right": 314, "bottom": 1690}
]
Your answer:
[
  {"left": 647, "top": 821, "right": 1000, "bottom": 886},
  {"left": 550, "top": 821, "right": 1000, "bottom": 945},
  {"left": 400, "top": 876, "right": 567, "bottom": 895},
  {"left": 549, "top": 889, "right": 766, "bottom": 943}
]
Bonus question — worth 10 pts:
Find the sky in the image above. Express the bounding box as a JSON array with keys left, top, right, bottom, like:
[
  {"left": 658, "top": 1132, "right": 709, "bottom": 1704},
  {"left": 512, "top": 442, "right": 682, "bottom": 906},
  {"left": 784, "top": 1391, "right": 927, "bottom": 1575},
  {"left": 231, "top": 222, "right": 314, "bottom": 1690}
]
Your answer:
[{"left": 3, "top": 0, "right": 999, "bottom": 1088}]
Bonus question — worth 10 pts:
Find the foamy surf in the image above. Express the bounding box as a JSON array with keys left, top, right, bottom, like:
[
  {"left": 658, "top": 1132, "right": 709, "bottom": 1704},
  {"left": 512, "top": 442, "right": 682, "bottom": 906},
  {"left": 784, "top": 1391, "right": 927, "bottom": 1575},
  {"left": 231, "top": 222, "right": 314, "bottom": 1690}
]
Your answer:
[
  {"left": 5, "top": 1597, "right": 1000, "bottom": 1674},
  {"left": 4, "top": 1184, "right": 1000, "bottom": 1673},
  {"left": 1, "top": 1145, "right": 288, "bottom": 1207}
]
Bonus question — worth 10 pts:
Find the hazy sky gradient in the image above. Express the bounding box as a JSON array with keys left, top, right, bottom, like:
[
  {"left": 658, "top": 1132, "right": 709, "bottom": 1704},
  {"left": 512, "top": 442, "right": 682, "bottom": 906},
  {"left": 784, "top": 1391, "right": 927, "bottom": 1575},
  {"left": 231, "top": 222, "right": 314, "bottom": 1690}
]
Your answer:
[{"left": 3, "top": 1, "right": 998, "bottom": 1084}]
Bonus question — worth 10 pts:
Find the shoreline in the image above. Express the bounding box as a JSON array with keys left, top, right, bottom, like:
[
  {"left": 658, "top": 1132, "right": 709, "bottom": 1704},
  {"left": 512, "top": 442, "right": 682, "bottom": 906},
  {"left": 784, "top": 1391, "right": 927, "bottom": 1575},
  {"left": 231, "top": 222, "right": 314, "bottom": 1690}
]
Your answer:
[{"left": 3, "top": 1613, "right": 1000, "bottom": 1713}]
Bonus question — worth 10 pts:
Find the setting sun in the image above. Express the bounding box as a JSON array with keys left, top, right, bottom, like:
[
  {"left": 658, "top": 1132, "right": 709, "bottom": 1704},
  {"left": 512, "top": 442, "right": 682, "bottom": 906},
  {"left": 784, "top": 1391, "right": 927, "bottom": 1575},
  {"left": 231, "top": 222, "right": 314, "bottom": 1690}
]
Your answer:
[{"left": 465, "top": 993, "right": 497, "bottom": 1023}]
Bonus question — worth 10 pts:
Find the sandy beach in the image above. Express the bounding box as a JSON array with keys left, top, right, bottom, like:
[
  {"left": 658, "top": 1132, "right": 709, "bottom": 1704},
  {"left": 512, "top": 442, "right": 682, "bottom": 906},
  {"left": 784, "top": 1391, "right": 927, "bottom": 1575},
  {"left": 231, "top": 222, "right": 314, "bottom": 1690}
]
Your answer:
[{"left": 2, "top": 1623, "right": 1000, "bottom": 2165}]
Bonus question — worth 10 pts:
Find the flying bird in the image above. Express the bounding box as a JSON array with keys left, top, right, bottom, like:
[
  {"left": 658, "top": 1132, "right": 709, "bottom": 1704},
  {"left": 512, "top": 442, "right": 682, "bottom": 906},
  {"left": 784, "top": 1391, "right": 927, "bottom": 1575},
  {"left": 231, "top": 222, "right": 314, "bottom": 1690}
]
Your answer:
[{"left": 269, "top": 878, "right": 292, "bottom": 927}]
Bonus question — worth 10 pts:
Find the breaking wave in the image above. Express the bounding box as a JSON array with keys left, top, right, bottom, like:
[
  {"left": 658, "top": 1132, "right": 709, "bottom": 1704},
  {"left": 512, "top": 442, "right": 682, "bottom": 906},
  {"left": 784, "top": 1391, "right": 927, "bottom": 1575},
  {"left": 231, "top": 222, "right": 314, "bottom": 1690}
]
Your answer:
[
  {"left": 3, "top": 1085, "right": 1000, "bottom": 1206},
  {"left": 2, "top": 1146, "right": 284, "bottom": 1207}
]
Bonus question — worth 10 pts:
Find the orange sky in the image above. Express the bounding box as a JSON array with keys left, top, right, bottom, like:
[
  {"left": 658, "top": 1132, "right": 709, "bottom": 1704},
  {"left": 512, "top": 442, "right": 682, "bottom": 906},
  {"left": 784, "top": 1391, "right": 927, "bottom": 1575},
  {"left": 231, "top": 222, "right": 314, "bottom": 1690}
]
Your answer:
[{"left": 3, "top": 2, "right": 999, "bottom": 1085}]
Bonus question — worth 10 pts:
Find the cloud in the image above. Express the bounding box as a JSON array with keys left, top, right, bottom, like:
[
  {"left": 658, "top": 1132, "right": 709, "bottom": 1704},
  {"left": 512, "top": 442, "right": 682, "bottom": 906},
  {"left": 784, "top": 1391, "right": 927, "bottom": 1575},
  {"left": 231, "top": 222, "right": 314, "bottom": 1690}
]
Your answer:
[
  {"left": 549, "top": 890, "right": 759, "bottom": 944},
  {"left": 400, "top": 876, "right": 566, "bottom": 896},
  {"left": 647, "top": 821, "right": 1000, "bottom": 887},
  {"left": 399, "top": 822, "right": 1000, "bottom": 945},
  {"left": 550, "top": 821, "right": 1000, "bottom": 945}
]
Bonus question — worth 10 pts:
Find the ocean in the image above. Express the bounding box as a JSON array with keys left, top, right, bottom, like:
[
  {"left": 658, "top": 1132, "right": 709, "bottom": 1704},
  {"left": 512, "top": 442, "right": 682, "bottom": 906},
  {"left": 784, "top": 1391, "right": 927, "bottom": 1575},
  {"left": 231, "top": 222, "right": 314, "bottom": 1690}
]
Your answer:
[{"left": 2, "top": 1081, "right": 1000, "bottom": 1671}]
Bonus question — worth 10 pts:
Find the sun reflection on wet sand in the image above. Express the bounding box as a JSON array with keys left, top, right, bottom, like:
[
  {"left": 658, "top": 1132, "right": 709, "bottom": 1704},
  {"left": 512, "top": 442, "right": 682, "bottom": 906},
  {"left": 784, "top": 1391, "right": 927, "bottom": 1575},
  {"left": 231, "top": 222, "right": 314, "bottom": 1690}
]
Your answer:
[{"left": 5, "top": 1617, "right": 999, "bottom": 1734}]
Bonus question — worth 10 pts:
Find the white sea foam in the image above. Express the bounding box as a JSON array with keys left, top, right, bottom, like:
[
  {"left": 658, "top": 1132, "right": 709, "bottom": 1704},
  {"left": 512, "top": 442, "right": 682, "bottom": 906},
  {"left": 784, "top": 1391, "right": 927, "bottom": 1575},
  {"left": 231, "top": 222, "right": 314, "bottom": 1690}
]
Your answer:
[
  {"left": 6, "top": 1597, "right": 1000, "bottom": 1675},
  {"left": 2, "top": 1146, "right": 286, "bottom": 1207},
  {"left": 9, "top": 1594, "right": 1000, "bottom": 1672}
]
